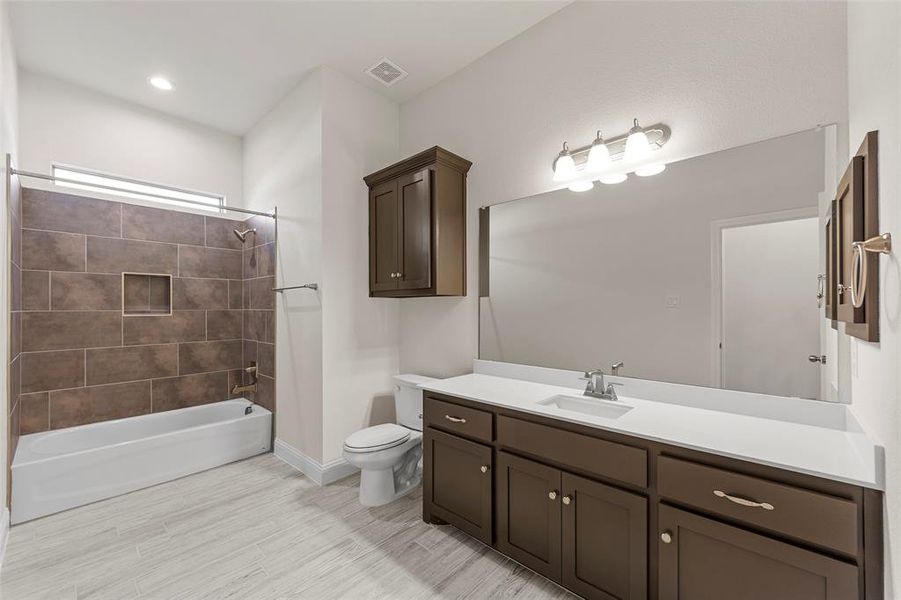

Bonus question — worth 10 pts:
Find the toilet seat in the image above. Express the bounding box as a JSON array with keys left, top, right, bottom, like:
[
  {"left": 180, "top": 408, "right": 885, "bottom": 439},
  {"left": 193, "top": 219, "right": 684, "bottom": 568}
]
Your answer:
[{"left": 343, "top": 424, "right": 411, "bottom": 453}]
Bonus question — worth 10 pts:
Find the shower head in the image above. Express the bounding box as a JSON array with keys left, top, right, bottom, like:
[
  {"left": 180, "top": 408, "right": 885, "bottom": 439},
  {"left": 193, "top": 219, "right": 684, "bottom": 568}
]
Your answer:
[{"left": 233, "top": 228, "right": 256, "bottom": 243}]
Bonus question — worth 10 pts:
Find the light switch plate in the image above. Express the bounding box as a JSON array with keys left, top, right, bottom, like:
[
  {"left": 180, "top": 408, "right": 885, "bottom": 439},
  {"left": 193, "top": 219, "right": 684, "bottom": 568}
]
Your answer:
[{"left": 665, "top": 295, "right": 681, "bottom": 309}]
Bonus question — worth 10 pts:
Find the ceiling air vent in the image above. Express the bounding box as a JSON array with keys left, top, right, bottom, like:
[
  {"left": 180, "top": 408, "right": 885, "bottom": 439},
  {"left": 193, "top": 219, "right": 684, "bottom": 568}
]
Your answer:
[{"left": 365, "top": 58, "right": 408, "bottom": 87}]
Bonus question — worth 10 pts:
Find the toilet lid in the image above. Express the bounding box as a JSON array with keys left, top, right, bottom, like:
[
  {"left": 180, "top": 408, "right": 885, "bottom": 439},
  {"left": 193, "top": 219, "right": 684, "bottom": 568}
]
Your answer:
[{"left": 344, "top": 424, "right": 411, "bottom": 452}]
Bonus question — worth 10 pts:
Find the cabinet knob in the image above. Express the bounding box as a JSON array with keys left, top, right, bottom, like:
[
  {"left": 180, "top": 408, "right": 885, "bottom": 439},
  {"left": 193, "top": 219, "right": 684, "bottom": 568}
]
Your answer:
[
  {"left": 396, "top": 272, "right": 403, "bottom": 278},
  {"left": 548, "top": 490, "right": 558, "bottom": 500},
  {"left": 480, "top": 465, "right": 489, "bottom": 474},
  {"left": 561, "top": 495, "right": 572, "bottom": 505},
  {"left": 660, "top": 531, "right": 673, "bottom": 544},
  {"left": 389, "top": 273, "right": 396, "bottom": 279}
]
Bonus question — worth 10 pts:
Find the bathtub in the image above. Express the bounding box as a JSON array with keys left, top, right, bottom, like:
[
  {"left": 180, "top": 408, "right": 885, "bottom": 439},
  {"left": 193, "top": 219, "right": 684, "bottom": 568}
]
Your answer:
[{"left": 11, "top": 399, "right": 271, "bottom": 524}]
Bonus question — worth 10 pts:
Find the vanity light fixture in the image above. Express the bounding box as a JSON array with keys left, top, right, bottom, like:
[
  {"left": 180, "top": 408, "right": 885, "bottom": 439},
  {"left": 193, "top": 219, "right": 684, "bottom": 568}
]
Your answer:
[
  {"left": 585, "top": 131, "right": 612, "bottom": 173},
  {"left": 148, "top": 75, "right": 174, "bottom": 91},
  {"left": 550, "top": 119, "right": 671, "bottom": 190},
  {"left": 568, "top": 179, "right": 595, "bottom": 192},
  {"left": 623, "top": 118, "right": 652, "bottom": 163},
  {"left": 553, "top": 143, "right": 577, "bottom": 182},
  {"left": 599, "top": 173, "right": 628, "bottom": 185}
]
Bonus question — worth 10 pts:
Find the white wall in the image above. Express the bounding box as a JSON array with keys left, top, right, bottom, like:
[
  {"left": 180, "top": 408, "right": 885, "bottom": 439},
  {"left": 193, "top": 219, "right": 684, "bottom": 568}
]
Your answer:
[
  {"left": 398, "top": 0, "right": 848, "bottom": 378},
  {"left": 243, "top": 67, "right": 400, "bottom": 465},
  {"left": 18, "top": 70, "right": 243, "bottom": 206},
  {"left": 846, "top": 1, "right": 901, "bottom": 595},
  {"left": 320, "top": 68, "right": 400, "bottom": 463},
  {"left": 481, "top": 130, "right": 824, "bottom": 396},
  {"left": 721, "top": 217, "right": 820, "bottom": 398},
  {"left": 243, "top": 69, "right": 324, "bottom": 461},
  {"left": 0, "top": 0, "right": 18, "bottom": 520}
]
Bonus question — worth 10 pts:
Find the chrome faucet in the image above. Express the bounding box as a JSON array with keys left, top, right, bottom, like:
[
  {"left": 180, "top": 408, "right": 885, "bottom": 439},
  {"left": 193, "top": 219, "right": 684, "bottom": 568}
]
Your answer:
[{"left": 582, "top": 369, "right": 618, "bottom": 401}]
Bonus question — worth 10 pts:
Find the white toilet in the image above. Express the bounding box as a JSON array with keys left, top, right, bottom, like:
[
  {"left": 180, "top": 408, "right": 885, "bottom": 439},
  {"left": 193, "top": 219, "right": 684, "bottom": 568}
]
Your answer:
[{"left": 343, "top": 374, "right": 437, "bottom": 507}]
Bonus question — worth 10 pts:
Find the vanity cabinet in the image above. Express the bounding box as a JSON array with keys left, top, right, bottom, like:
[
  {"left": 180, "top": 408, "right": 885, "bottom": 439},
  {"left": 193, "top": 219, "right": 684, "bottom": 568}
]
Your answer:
[
  {"left": 496, "top": 452, "right": 563, "bottom": 580},
  {"left": 658, "top": 505, "right": 858, "bottom": 600},
  {"left": 495, "top": 452, "right": 647, "bottom": 599},
  {"left": 422, "top": 392, "right": 882, "bottom": 600},
  {"left": 561, "top": 472, "right": 647, "bottom": 600},
  {"left": 364, "top": 146, "right": 471, "bottom": 298},
  {"left": 423, "top": 427, "right": 492, "bottom": 544}
]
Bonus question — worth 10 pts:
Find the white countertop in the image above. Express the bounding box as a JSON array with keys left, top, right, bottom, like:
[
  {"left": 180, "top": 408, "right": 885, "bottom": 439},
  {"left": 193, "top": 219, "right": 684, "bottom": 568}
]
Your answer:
[{"left": 419, "top": 366, "right": 884, "bottom": 490}]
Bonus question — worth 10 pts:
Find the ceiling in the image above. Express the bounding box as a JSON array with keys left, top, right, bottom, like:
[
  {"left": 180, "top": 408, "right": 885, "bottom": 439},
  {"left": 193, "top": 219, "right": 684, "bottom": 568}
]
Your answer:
[{"left": 9, "top": 1, "right": 569, "bottom": 135}]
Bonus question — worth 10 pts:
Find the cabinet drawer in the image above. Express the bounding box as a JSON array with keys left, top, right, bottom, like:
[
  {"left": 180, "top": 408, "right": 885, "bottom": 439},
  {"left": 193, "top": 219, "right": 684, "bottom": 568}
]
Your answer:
[
  {"left": 497, "top": 415, "right": 647, "bottom": 488},
  {"left": 424, "top": 395, "right": 493, "bottom": 443},
  {"left": 657, "top": 456, "right": 858, "bottom": 556}
]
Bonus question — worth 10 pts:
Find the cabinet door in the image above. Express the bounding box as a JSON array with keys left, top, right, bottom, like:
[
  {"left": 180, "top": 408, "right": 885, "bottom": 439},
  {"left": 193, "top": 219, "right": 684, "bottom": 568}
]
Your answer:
[
  {"left": 561, "top": 472, "right": 647, "bottom": 600},
  {"left": 423, "top": 427, "right": 492, "bottom": 544},
  {"left": 369, "top": 180, "right": 399, "bottom": 293},
  {"left": 397, "top": 168, "right": 433, "bottom": 290},
  {"left": 658, "top": 505, "right": 859, "bottom": 600},
  {"left": 496, "top": 452, "right": 562, "bottom": 581}
]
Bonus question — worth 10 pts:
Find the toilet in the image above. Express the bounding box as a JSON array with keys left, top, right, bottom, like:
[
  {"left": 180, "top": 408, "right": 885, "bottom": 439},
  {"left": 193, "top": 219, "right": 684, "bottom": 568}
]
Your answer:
[{"left": 343, "top": 374, "right": 437, "bottom": 507}]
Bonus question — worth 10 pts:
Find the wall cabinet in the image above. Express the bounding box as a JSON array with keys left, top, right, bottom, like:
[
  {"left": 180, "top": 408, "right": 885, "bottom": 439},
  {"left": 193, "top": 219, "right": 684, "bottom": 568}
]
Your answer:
[
  {"left": 364, "top": 146, "right": 471, "bottom": 298},
  {"left": 423, "top": 392, "right": 882, "bottom": 600}
]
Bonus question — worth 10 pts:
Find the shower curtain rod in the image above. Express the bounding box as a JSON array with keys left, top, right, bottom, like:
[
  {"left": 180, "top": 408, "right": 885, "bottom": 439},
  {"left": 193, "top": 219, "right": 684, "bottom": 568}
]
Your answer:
[{"left": 10, "top": 168, "right": 277, "bottom": 219}]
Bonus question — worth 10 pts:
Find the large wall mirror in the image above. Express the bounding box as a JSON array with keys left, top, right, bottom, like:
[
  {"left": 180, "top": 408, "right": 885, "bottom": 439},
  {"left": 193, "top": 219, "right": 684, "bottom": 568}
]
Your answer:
[{"left": 479, "top": 128, "right": 839, "bottom": 401}]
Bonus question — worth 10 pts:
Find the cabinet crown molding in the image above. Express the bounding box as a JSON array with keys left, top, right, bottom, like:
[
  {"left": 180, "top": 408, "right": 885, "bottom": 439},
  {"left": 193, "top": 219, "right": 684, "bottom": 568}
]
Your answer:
[{"left": 363, "top": 146, "right": 472, "bottom": 187}]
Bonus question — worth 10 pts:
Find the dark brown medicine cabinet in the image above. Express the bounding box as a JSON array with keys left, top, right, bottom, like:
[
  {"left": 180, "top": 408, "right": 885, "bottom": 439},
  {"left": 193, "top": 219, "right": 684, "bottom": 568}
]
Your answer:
[
  {"left": 423, "top": 392, "right": 883, "bottom": 600},
  {"left": 825, "top": 130, "right": 891, "bottom": 342},
  {"left": 365, "top": 146, "right": 471, "bottom": 297}
]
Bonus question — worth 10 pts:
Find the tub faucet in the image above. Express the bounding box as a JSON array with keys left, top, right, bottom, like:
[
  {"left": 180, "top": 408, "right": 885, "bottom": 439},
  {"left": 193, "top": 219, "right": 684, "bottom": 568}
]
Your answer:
[{"left": 230, "top": 362, "right": 258, "bottom": 396}]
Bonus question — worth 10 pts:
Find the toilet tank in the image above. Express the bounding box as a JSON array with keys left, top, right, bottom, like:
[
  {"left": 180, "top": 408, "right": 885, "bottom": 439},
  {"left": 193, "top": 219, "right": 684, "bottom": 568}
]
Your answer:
[{"left": 394, "top": 374, "right": 437, "bottom": 431}]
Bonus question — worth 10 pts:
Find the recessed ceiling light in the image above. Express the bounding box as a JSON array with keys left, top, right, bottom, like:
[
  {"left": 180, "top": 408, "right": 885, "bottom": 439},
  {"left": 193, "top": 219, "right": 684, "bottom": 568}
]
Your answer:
[{"left": 148, "top": 76, "right": 174, "bottom": 91}]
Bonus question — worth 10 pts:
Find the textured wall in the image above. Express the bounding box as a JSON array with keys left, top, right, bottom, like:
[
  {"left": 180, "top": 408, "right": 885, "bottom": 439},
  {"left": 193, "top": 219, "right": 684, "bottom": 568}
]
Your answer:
[
  {"left": 398, "top": 0, "right": 848, "bottom": 378},
  {"left": 11, "top": 188, "right": 274, "bottom": 433}
]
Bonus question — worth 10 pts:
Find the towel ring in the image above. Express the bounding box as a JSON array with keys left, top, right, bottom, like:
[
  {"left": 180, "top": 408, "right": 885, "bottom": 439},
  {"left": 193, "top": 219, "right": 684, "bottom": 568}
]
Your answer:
[{"left": 850, "top": 233, "right": 893, "bottom": 309}]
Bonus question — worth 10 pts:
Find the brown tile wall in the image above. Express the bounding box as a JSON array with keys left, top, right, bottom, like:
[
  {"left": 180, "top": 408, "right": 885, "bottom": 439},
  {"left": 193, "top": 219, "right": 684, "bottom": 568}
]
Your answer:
[{"left": 13, "top": 188, "right": 277, "bottom": 434}]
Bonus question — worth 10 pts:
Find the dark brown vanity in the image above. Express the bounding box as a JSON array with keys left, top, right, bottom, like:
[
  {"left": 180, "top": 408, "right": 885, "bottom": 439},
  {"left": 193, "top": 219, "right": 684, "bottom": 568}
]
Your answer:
[
  {"left": 364, "top": 146, "right": 471, "bottom": 298},
  {"left": 422, "top": 391, "right": 883, "bottom": 600}
]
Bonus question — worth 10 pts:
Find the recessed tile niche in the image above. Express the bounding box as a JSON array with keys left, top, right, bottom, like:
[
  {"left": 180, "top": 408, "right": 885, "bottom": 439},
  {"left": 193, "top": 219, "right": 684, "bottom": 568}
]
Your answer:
[{"left": 123, "top": 273, "right": 172, "bottom": 316}]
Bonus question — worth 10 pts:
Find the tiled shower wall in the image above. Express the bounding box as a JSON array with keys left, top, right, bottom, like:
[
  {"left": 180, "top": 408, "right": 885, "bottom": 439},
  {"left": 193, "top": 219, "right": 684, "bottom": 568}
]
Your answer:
[{"left": 8, "top": 187, "right": 276, "bottom": 436}]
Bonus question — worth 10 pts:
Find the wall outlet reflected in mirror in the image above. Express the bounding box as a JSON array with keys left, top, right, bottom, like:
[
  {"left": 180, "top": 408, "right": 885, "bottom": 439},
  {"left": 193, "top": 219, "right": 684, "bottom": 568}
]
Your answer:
[{"left": 665, "top": 295, "right": 681, "bottom": 309}]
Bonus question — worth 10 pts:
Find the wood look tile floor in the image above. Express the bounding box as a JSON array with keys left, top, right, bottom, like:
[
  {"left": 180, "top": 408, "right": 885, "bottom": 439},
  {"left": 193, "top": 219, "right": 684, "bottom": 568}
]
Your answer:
[{"left": 0, "top": 454, "right": 575, "bottom": 600}]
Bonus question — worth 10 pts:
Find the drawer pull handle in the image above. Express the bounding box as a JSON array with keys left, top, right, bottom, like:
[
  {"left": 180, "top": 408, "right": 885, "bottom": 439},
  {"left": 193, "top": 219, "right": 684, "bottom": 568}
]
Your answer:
[
  {"left": 480, "top": 465, "right": 489, "bottom": 474},
  {"left": 660, "top": 531, "right": 673, "bottom": 544},
  {"left": 562, "top": 495, "right": 572, "bottom": 506},
  {"left": 548, "top": 490, "right": 558, "bottom": 500},
  {"left": 445, "top": 415, "right": 467, "bottom": 424},
  {"left": 714, "top": 489, "right": 775, "bottom": 511}
]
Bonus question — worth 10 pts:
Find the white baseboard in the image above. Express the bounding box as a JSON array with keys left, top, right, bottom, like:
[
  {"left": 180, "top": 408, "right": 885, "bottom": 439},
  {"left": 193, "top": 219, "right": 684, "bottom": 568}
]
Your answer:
[
  {"left": 0, "top": 507, "right": 9, "bottom": 569},
  {"left": 274, "top": 438, "right": 358, "bottom": 486}
]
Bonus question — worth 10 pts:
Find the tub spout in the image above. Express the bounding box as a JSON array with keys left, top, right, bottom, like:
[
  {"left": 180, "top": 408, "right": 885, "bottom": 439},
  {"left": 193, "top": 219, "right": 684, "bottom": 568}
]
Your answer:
[{"left": 231, "top": 382, "right": 257, "bottom": 395}]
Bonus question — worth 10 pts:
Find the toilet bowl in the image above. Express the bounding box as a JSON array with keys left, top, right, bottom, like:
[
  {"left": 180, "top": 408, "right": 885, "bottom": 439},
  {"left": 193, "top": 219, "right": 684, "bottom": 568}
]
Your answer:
[{"left": 343, "top": 374, "right": 436, "bottom": 507}]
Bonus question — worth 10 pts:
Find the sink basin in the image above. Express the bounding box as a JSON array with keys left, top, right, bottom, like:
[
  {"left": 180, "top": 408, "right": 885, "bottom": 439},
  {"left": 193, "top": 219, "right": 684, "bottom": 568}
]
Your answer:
[{"left": 538, "top": 395, "right": 633, "bottom": 419}]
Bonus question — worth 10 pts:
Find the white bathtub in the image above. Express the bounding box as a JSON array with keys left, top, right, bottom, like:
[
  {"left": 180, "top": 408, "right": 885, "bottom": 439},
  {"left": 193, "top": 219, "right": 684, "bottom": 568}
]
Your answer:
[{"left": 11, "top": 399, "right": 271, "bottom": 524}]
